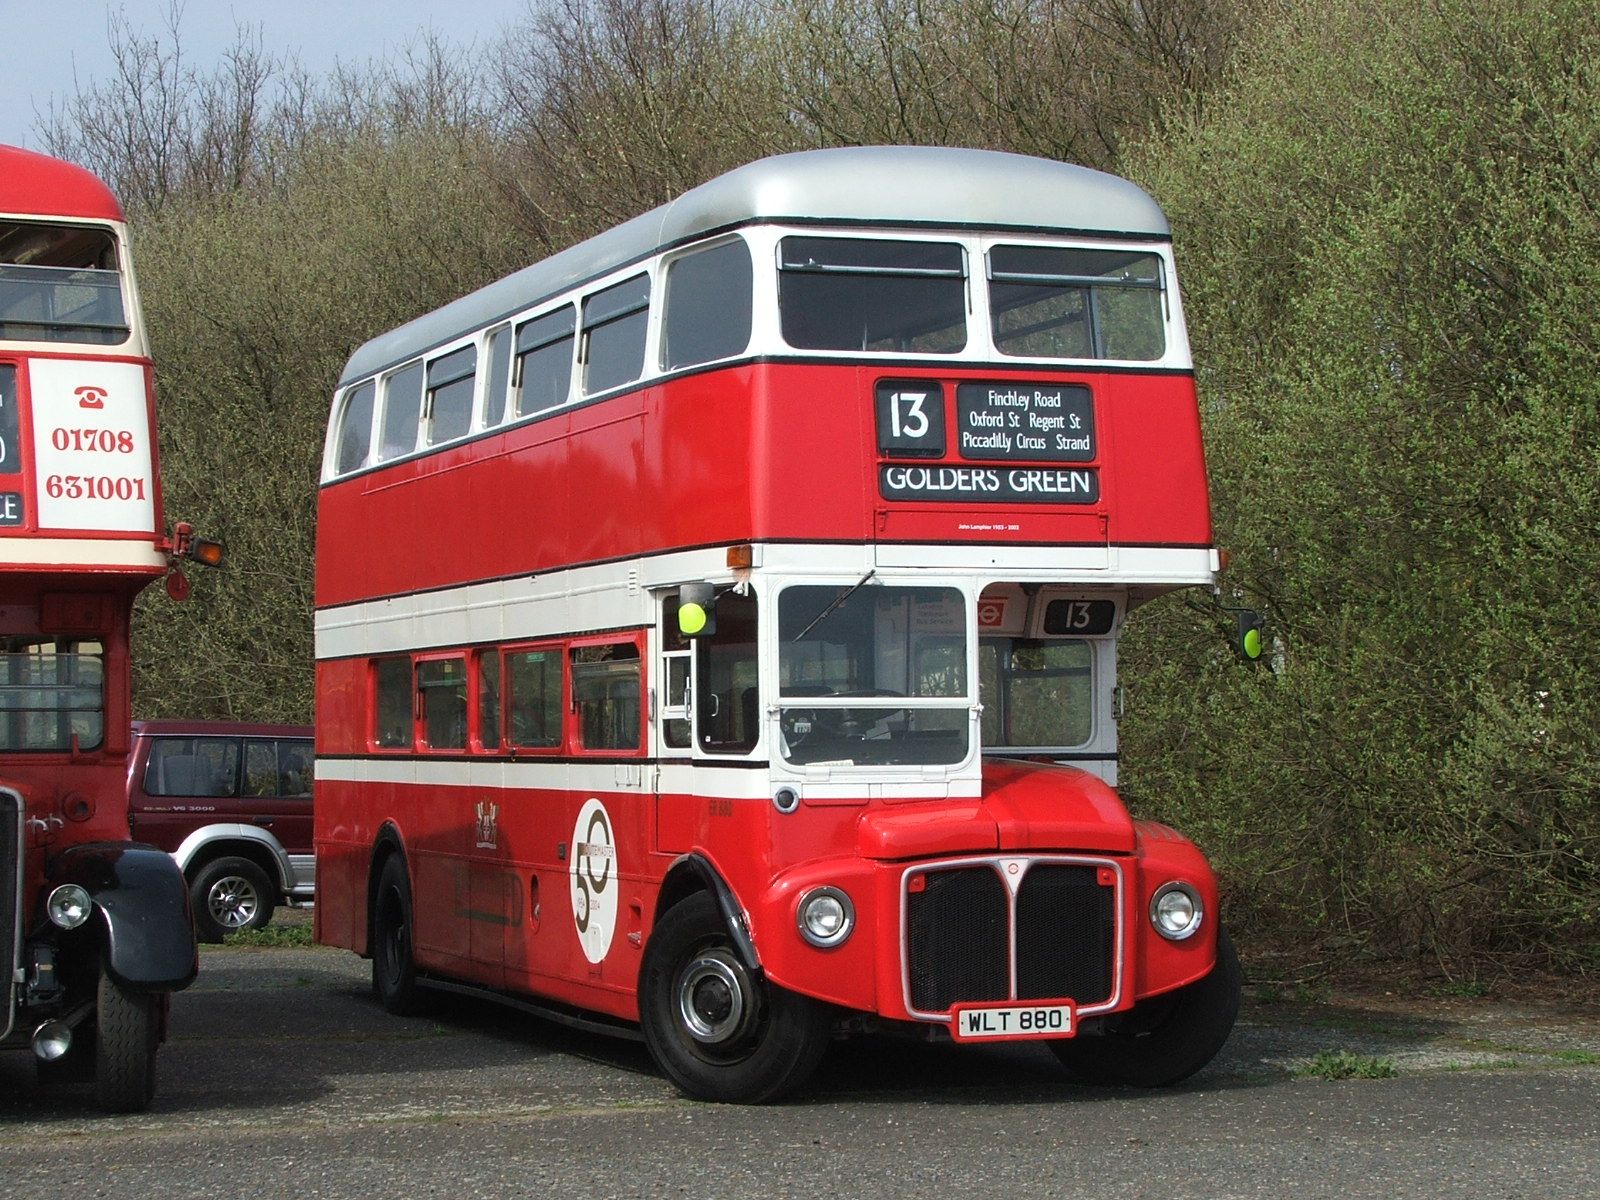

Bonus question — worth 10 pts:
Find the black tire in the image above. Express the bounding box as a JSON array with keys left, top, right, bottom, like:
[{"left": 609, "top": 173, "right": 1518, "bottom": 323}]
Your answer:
[
  {"left": 190, "top": 856, "right": 276, "bottom": 942},
  {"left": 94, "top": 970, "right": 160, "bottom": 1113},
  {"left": 1051, "top": 926, "right": 1242, "bottom": 1088},
  {"left": 639, "top": 892, "right": 831, "bottom": 1103},
  {"left": 372, "top": 854, "right": 426, "bottom": 1016}
]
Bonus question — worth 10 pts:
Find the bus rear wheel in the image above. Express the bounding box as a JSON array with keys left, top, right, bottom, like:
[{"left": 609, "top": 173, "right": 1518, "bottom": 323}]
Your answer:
[
  {"left": 640, "top": 893, "right": 831, "bottom": 1103},
  {"left": 94, "top": 969, "right": 161, "bottom": 1113},
  {"left": 1051, "top": 926, "right": 1241, "bottom": 1088},
  {"left": 372, "top": 855, "right": 426, "bottom": 1016}
]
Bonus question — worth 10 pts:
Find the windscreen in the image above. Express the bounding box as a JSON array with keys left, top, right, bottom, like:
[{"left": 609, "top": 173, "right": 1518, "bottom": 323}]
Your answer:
[{"left": 777, "top": 583, "right": 969, "bottom": 766}]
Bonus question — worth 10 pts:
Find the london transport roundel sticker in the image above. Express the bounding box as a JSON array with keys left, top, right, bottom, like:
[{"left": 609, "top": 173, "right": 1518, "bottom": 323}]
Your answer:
[{"left": 570, "top": 798, "right": 618, "bottom": 964}]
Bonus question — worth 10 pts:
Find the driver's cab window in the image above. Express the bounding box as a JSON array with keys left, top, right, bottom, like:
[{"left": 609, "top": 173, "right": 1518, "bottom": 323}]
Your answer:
[{"left": 661, "top": 589, "right": 759, "bottom": 756}]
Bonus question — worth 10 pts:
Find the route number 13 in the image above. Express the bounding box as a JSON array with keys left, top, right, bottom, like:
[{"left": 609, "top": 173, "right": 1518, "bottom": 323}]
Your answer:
[{"left": 876, "top": 381, "right": 945, "bottom": 457}]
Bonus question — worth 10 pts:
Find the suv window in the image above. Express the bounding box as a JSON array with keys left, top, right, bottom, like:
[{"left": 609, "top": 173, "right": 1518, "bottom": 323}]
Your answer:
[
  {"left": 144, "top": 737, "right": 241, "bottom": 797},
  {"left": 145, "top": 735, "right": 312, "bottom": 798},
  {"left": 243, "top": 738, "right": 314, "bottom": 797}
]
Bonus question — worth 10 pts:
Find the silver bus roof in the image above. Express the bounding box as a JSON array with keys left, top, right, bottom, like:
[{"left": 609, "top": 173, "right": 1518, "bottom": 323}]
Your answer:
[{"left": 339, "top": 146, "right": 1170, "bottom": 386}]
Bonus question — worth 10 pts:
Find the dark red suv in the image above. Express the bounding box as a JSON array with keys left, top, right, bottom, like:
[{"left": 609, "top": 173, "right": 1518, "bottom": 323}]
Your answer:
[{"left": 126, "top": 721, "right": 314, "bottom": 941}]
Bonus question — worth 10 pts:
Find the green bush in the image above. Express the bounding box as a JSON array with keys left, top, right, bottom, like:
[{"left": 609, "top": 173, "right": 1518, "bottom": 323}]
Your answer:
[{"left": 1122, "top": 0, "right": 1600, "bottom": 969}]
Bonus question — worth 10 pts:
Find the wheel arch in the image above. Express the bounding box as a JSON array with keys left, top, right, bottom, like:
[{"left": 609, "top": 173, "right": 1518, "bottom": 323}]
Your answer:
[
  {"left": 365, "top": 823, "right": 409, "bottom": 959},
  {"left": 654, "top": 852, "right": 760, "bottom": 973},
  {"left": 173, "top": 825, "right": 292, "bottom": 893},
  {"left": 45, "top": 843, "right": 197, "bottom": 992}
]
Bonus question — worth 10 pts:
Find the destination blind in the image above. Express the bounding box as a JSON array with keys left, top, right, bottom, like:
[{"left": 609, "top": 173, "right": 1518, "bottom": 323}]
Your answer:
[
  {"left": 956, "top": 382, "right": 1094, "bottom": 461},
  {"left": 876, "top": 379, "right": 1100, "bottom": 504}
]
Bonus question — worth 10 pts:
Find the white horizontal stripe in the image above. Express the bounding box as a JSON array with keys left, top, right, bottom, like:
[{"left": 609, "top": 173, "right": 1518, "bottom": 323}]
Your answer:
[
  {"left": 0, "top": 537, "right": 164, "bottom": 568},
  {"left": 315, "top": 542, "right": 1213, "bottom": 660},
  {"left": 316, "top": 755, "right": 770, "bottom": 800},
  {"left": 313, "top": 756, "right": 987, "bottom": 802},
  {"left": 315, "top": 545, "right": 735, "bottom": 660}
]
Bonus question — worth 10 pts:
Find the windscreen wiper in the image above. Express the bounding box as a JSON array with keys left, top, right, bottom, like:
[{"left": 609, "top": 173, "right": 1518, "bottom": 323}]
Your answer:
[{"left": 790, "top": 570, "right": 876, "bottom": 642}]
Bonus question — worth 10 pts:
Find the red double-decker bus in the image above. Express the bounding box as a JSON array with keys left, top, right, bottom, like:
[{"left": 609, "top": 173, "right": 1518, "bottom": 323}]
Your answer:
[
  {"left": 315, "top": 146, "right": 1240, "bottom": 1102},
  {"left": 0, "top": 144, "right": 213, "bottom": 1111}
]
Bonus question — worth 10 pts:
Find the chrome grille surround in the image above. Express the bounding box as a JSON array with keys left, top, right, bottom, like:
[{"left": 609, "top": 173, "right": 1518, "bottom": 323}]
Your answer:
[{"left": 900, "top": 854, "right": 1125, "bottom": 1023}]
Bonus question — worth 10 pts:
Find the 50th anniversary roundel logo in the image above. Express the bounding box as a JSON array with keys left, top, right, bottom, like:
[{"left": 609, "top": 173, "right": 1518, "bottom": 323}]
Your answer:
[{"left": 570, "top": 798, "right": 617, "bottom": 963}]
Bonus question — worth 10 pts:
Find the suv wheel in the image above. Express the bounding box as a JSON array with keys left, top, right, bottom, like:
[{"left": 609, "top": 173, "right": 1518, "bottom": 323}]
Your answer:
[{"left": 190, "top": 856, "right": 276, "bottom": 942}]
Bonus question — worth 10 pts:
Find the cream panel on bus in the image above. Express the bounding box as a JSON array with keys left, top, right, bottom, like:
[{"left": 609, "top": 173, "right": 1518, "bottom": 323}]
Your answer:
[{"left": 28, "top": 359, "right": 155, "bottom": 533}]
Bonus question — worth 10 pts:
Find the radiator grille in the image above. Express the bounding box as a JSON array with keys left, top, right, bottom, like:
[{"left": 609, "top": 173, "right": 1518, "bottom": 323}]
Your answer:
[
  {"left": 907, "top": 867, "right": 1009, "bottom": 1012},
  {"left": 1015, "top": 864, "right": 1115, "bottom": 1006},
  {"left": 1, "top": 788, "right": 21, "bottom": 1038},
  {"left": 905, "top": 859, "right": 1119, "bottom": 1015}
]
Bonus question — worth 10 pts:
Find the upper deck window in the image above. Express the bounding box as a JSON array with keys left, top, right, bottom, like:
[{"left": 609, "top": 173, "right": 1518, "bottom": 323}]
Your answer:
[
  {"left": 778, "top": 237, "right": 967, "bottom": 354},
  {"left": 0, "top": 221, "right": 128, "bottom": 345},
  {"left": 378, "top": 361, "right": 423, "bottom": 462},
  {"left": 0, "top": 637, "right": 104, "bottom": 752},
  {"left": 662, "top": 238, "right": 753, "bottom": 370},
  {"left": 581, "top": 276, "right": 650, "bottom": 395},
  {"left": 334, "top": 381, "right": 375, "bottom": 475},
  {"left": 424, "top": 345, "right": 477, "bottom": 446},
  {"left": 515, "top": 306, "right": 575, "bottom": 417},
  {"left": 988, "top": 246, "right": 1164, "bottom": 361},
  {"left": 483, "top": 325, "right": 512, "bottom": 427}
]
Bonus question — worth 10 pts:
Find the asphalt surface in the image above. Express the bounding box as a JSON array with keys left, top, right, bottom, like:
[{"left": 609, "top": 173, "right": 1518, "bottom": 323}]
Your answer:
[{"left": 2, "top": 933, "right": 1597, "bottom": 1199}]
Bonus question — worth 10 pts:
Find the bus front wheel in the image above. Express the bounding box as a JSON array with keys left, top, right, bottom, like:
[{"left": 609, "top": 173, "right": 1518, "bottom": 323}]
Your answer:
[
  {"left": 1051, "top": 926, "right": 1241, "bottom": 1088},
  {"left": 640, "top": 893, "right": 831, "bottom": 1103}
]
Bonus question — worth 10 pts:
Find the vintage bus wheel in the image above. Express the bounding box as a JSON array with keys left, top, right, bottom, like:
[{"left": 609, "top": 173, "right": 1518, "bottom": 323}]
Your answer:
[
  {"left": 94, "top": 970, "right": 160, "bottom": 1113},
  {"left": 1052, "top": 926, "right": 1241, "bottom": 1088},
  {"left": 191, "top": 857, "right": 276, "bottom": 942},
  {"left": 640, "top": 893, "right": 831, "bottom": 1104},
  {"left": 372, "top": 855, "right": 426, "bottom": 1015}
]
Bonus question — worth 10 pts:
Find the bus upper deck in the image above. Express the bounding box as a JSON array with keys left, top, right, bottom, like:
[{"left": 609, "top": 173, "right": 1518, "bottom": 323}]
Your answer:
[
  {"left": 318, "top": 146, "right": 1213, "bottom": 610},
  {"left": 0, "top": 143, "right": 164, "bottom": 574}
]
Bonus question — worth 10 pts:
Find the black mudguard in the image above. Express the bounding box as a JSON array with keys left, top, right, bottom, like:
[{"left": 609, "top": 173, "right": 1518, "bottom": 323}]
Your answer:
[
  {"left": 48, "top": 842, "right": 199, "bottom": 991},
  {"left": 660, "top": 852, "right": 761, "bottom": 974}
]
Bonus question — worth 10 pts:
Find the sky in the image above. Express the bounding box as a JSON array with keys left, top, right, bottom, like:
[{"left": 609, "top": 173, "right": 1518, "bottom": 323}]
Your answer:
[{"left": 0, "top": 1, "right": 532, "bottom": 149}]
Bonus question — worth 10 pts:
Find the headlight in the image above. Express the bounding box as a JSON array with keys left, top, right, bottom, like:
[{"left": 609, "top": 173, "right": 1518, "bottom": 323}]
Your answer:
[
  {"left": 796, "top": 886, "right": 854, "bottom": 948},
  {"left": 46, "top": 883, "right": 93, "bottom": 930},
  {"left": 1150, "top": 882, "right": 1203, "bottom": 941}
]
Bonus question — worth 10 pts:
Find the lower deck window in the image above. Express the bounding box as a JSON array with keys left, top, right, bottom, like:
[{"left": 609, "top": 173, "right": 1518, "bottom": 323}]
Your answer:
[
  {"left": 776, "top": 583, "right": 970, "bottom": 767},
  {"left": 418, "top": 657, "right": 467, "bottom": 750},
  {"left": 374, "top": 657, "right": 413, "bottom": 749},
  {"left": 571, "top": 643, "right": 641, "bottom": 751},
  {"left": 0, "top": 637, "right": 105, "bottom": 752},
  {"left": 507, "top": 648, "right": 562, "bottom": 749}
]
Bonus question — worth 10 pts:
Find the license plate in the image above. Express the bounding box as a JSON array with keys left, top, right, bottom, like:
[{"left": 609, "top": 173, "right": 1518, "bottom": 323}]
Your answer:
[{"left": 949, "top": 1001, "right": 1076, "bottom": 1042}]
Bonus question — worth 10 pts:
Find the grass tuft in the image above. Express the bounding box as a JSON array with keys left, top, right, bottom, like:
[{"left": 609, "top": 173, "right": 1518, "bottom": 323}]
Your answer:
[{"left": 1293, "top": 1050, "right": 1400, "bottom": 1080}]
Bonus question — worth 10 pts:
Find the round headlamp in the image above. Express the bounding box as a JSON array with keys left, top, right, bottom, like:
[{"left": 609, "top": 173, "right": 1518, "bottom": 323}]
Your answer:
[
  {"left": 1150, "top": 881, "right": 1203, "bottom": 941},
  {"left": 46, "top": 883, "right": 93, "bottom": 930},
  {"left": 796, "top": 886, "right": 854, "bottom": 948}
]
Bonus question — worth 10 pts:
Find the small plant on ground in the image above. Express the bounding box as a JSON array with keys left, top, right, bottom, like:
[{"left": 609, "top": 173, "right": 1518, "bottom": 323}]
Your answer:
[
  {"left": 217, "top": 922, "right": 317, "bottom": 949},
  {"left": 1293, "top": 1050, "right": 1399, "bottom": 1080}
]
